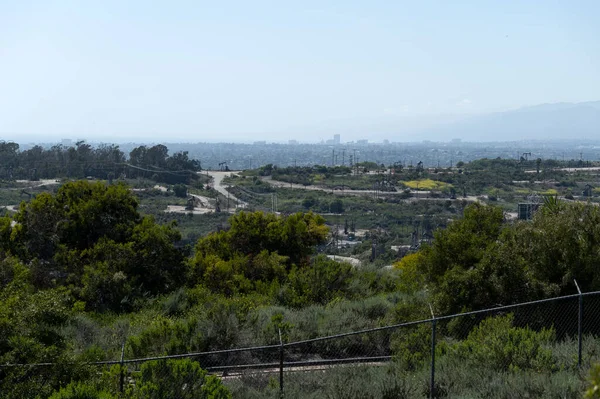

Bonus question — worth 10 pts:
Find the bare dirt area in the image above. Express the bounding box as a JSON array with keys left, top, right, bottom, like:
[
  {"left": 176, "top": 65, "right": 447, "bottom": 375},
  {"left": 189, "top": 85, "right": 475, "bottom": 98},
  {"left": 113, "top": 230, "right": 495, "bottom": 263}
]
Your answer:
[
  {"left": 326, "top": 255, "right": 362, "bottom": 267},
  {"left": 16, "top": 179, "right": 61, "bottom": 188},
  {"left": 132, "top": 184, "right": 168, "bottom": 192},
  {"left": 525, "top": 167, "right": 600, "bottom": 174},
  {"left": 164, "top": 205, "right": 214, "bottom": 215}
]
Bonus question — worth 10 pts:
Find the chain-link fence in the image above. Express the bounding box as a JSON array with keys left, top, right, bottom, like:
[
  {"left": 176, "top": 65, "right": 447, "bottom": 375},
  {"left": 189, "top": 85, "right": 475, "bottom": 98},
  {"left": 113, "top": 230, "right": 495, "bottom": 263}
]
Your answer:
[
  {"left": 237, "top": 290, "right": 600, "bottom": 398},
  {"left": 2, "top": 290, "right": 600, "bottom": 398}
]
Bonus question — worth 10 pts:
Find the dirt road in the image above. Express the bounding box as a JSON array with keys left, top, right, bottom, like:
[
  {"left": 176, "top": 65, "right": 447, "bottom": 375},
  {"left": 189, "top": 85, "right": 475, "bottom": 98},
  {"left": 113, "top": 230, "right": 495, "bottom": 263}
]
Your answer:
[
  {"left": 205, "top": 171, "right": 247, "bottom": 208},
  {"left": 260, "top": 176, "right": 481, "bottom": 202}
]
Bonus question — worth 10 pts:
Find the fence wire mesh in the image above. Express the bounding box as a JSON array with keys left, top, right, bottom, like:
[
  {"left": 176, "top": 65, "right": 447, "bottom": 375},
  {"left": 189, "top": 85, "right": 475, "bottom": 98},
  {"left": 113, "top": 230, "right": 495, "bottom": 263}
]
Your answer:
[{"left": 2, "top": 291, "right": 600, "bottom": 398}]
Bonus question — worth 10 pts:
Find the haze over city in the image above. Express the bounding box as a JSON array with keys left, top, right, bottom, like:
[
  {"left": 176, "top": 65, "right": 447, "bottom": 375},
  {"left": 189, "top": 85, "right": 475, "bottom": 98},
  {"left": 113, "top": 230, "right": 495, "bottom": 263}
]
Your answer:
[{"left": 1, "top": 1, "right": 599, "bottom": 143}]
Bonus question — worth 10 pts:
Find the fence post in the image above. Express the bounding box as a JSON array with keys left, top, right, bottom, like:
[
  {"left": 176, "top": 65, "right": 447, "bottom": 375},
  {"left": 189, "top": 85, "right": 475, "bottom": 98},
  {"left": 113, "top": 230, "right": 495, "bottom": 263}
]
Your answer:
[
  {"left": 279, "top": 328, "right": 284, "bottom": 399},
  {"left": 119, "top": 341, "right": 126, "bottom": 393},
  {"left": 429, "top": 305, "right": 436, "bottom": 399},
  {"left": 575, "top": 279, "right": 583, "bottom": 368}
]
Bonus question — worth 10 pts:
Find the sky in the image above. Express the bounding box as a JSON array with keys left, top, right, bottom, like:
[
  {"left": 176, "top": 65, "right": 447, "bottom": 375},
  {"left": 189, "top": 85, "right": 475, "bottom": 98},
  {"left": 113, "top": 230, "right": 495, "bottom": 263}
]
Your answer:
[{"left": 1, "top": 0, "right": 599, "bottom": 143}]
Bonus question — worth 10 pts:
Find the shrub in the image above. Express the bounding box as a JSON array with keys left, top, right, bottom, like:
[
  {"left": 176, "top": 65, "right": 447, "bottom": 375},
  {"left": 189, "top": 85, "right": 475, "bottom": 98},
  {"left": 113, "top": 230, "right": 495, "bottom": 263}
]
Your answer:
[
  {"left": 329, "top": 198, "right": 344, "bottom": 213},
  {"left": 49, "top": 382, "right": 113, "bottom": 399},
  {"left": 173, "top": 184, "right": 188, "bottom": 198},
  {"left": 279, "top": 256, "right": 355, "bottom": 307},
  {"left": 127, "top": 316, "right": 205, "bottom": 357},
  {"left": 130, "top": 359, "right": 231, "bottom": 399},
  {"left": 393, "top": 252, "right": 426, "bottom": 293},
  {"left": 391, "top": 323, "right": 432, "bottom": 371},
  {"left": 445, "top": 313, "right": 556, "bottom": 372},
  {"left": 587, "top": 363, "right": 600, "bottom": 398}
]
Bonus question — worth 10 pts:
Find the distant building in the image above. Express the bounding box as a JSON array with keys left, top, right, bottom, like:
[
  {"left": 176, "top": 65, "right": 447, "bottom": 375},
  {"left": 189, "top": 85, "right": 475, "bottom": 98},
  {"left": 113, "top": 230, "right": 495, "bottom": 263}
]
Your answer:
[
  {"left": 357, "top": 139, "right": 368, "bottom": 145},
  {"left": 253, "top": 141, "right": 267, "bottom": 145},
  {"left": 61, "top": 139, "right": 73, "bottom": 147},
  {"left": 518, "top": 203, "right": 540, "bottom": 220},
  {"left": 383, "top": 139, "right": 389, "bottom": 145},
  {"left": 288, "top": 140, "right": 298, "bottom": 145},
  {"left": 333, "top": 134, "right": 341, "bottom": 145}
]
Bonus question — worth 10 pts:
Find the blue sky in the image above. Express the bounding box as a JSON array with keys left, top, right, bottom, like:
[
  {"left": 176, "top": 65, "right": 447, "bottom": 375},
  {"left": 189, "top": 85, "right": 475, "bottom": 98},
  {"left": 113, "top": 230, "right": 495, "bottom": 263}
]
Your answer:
[{"left": 1, "top": 0, "right": 599, "bottom": 142}]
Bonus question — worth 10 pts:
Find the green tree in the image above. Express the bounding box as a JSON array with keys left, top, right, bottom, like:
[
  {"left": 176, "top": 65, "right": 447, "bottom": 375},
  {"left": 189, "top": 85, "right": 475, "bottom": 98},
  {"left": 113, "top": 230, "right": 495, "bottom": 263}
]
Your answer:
[
  {"left": 410, "top": 201, "right": 600, "bottom": 315},
  {"left": 403, "top": 203, "right": 534, "bottom": 314},
  {"left": 422, "top": 203, "right": 504, "bottom": 286},
  {"left": 329, "top": 198, "right": 344, "bottom": 213},
  {"left": 194, "top": 211, "right": 328, "bottom": 268},
  {"left": 302, "top": 196, "right": 317, "bottom": 209},
  {"left": 11, "top": 180, "right": 185, "bottom": 308},
  {"left": 188, "top": 211, "right": 328, "bottom": 295},
  {"left": 129, "top": 146, "right": 147, "bottom": 166},
  {"left": 13, "top": 181, "right": 139, "bottom": 262},
  {"left": 514, "top": 202, "right": 600, "bottom": 295},
  {"left": 173, "top": 183, "right": 188, "bottom": 198}
]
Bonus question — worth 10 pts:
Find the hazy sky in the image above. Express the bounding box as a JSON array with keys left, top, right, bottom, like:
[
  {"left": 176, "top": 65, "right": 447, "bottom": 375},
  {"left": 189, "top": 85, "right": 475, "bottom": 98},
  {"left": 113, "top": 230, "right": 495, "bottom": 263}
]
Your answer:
[{"left": 1, "top": 0, "right": 599, "bottom": 143}]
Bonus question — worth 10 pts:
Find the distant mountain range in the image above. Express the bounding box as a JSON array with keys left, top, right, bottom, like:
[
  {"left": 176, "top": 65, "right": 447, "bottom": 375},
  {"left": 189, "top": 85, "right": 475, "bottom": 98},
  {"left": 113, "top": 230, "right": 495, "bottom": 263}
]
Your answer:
[
  {"left": 7, "top": 101, "right": 600, "bottom": 145},
  {"left": 421, "top": 101, "right": 600, "bottom": 141}
]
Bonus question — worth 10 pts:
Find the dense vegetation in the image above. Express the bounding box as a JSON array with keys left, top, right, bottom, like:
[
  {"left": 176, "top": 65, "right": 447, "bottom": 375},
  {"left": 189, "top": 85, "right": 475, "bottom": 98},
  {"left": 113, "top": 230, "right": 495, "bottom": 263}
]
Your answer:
[
  {"left": 3, "top": 150, "right": 600, "bottom": 396},
  {"left": 1, "top": 180, "right": 393, "bottom": 396},
  {"left": 399, "top": 199, "right": 600, "bottom": 315}
]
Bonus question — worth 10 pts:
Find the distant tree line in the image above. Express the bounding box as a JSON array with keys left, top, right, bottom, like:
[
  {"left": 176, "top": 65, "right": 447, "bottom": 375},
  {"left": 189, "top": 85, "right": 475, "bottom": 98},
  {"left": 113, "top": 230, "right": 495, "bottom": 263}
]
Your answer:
[{"left": 0, "top": 141, "right": 201, "bottom": 184}]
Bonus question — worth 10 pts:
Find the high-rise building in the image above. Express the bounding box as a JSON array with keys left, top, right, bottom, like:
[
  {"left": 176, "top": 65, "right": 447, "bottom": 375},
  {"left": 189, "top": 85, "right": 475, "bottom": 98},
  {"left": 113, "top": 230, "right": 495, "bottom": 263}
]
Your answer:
[{"left": 333, "top": 134, "right": 341, "bottom": 145}]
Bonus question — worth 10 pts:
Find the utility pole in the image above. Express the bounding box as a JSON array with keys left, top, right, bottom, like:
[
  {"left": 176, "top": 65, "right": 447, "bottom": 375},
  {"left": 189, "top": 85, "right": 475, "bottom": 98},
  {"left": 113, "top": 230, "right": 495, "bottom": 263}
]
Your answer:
[
  {"left": 332, "top": 149, "right": 335, "bottom": 167},
  {"left": 342, "top": 149, "right": 346, "bottom": 166}
]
